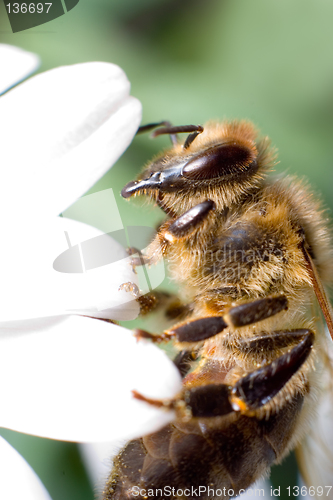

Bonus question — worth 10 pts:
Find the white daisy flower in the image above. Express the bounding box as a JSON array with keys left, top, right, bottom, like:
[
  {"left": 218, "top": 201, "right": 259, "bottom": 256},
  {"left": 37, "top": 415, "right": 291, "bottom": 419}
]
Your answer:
[{"left": 0, "top": 44, "right": 182, "bottom": 498}]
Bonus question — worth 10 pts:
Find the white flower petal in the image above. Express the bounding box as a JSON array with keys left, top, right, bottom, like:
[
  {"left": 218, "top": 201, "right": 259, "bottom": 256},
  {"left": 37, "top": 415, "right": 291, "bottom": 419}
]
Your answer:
[
  {"left": 0, "top": 62, "right": 141, "bottom": 218},
  {"left": 0, "top": 437, "right": 52, "bottom": 500},
  {"left": 0, "top": 316, "right": 181, "bottom": 442},
  {"left": 0, "top": 44, "right": 39, "bottom": 95},
  {"left": 0, "top": 217, "right": 140, "bottom": 321}
]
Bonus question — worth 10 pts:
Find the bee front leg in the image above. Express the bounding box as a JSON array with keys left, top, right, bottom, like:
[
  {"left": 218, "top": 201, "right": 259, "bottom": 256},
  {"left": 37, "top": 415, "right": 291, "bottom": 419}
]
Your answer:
[
  {"left": 130, "top": 200, "right": 216, "bottom": 268},
  {"left": 162, "top": 199, "right": 216, "bottom": 241}
]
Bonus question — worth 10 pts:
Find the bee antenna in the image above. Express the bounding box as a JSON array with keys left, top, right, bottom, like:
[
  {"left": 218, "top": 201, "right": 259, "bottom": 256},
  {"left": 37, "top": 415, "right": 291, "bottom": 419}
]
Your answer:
[
  {"left": 137, "top": 121, "right": 178, "bottom": 146},
  {"left": 137, "top": 122, "right": 204, "bottom": 147},
  {"left": 183, "top": 129, "right": 204, "bottom": 149},
  {"left": 136, "top": 121, "right": 172, "bottom": 135}
]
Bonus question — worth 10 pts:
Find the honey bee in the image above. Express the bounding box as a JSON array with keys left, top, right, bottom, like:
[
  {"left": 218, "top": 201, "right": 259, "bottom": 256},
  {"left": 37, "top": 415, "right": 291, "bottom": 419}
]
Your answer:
[{"left": 103, "top": 120, "right": 333, "bottom": 499}]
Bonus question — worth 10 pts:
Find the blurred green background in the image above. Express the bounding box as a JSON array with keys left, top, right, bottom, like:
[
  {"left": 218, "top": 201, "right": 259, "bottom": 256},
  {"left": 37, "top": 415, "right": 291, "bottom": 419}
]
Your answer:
[{"left": 1, "top": 0, "right": 333, "bottom": 498}]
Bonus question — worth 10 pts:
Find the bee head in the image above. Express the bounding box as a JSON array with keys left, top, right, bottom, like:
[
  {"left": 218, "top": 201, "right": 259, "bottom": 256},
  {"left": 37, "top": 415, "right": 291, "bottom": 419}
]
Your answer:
[{"left": 121, "top": 121, "right": 275, "bottom": 213}]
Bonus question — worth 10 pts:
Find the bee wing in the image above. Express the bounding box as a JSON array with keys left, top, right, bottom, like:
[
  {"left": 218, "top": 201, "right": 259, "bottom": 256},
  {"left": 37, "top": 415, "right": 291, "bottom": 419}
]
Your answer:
[
  {"left": 296, "top": 329, "right": 333, "bottom": 496},
  {"left": 302, "top": 245, "right": 333, "bottom": 340}
]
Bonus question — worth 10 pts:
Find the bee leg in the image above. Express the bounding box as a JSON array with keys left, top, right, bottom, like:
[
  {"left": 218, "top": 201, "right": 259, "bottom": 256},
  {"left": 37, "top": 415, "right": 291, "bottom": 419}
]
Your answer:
[
  {"left": 140, "top": 291, "right": 191, "bottom": 318},
  {"left": 128, "top": 200, "right": 217, "bottom": 267},
  {"left": 134, "top": 295, "right": 288, "bottom": 344},
  {"left": 136, "top": 290, "right": 191, "bottom": 318},
  {"left": 170, "top": 295, "right": 288, "bottom": 342},
  {"left": 163, "top": 200, "right": 215, "bottom": 240},
  {"left": 135, "top": 330, "right": 314, "bottom": 417},
  {"left": 134, "top": 328, "right": 172, "bottom": 343},
  {"left": 148, "top": 199, "right": 216, "bottom": 256},
  {"left": 235, "top": 328, "right": 313, "bottom": 353},
  {"left": 188, "top": 329, "right": 314, "bottom": 417},
  {"left": 126, "top": 246, "right": 150, "bottom": 267},
  {"left": 136, "top": 293, "right": 160, "bottom": 315},
  {"left": 231, "top": 330, "right": 314, "bottom": 411}
]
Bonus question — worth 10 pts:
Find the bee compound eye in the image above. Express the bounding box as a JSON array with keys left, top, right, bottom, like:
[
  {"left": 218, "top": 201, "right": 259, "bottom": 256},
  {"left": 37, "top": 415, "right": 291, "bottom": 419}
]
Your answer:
[{"left": 182, "top": 143, "right": 257, "bottom": 181}]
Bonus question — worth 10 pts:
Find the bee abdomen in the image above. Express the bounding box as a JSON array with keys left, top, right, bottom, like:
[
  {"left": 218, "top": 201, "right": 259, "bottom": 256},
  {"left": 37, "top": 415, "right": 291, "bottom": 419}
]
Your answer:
[
  {"left": 104, "top": 393, "right": 303, "bottom": 500},
  {"left": 210, "top": 392, "right": 303, "bottom": 492}
]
